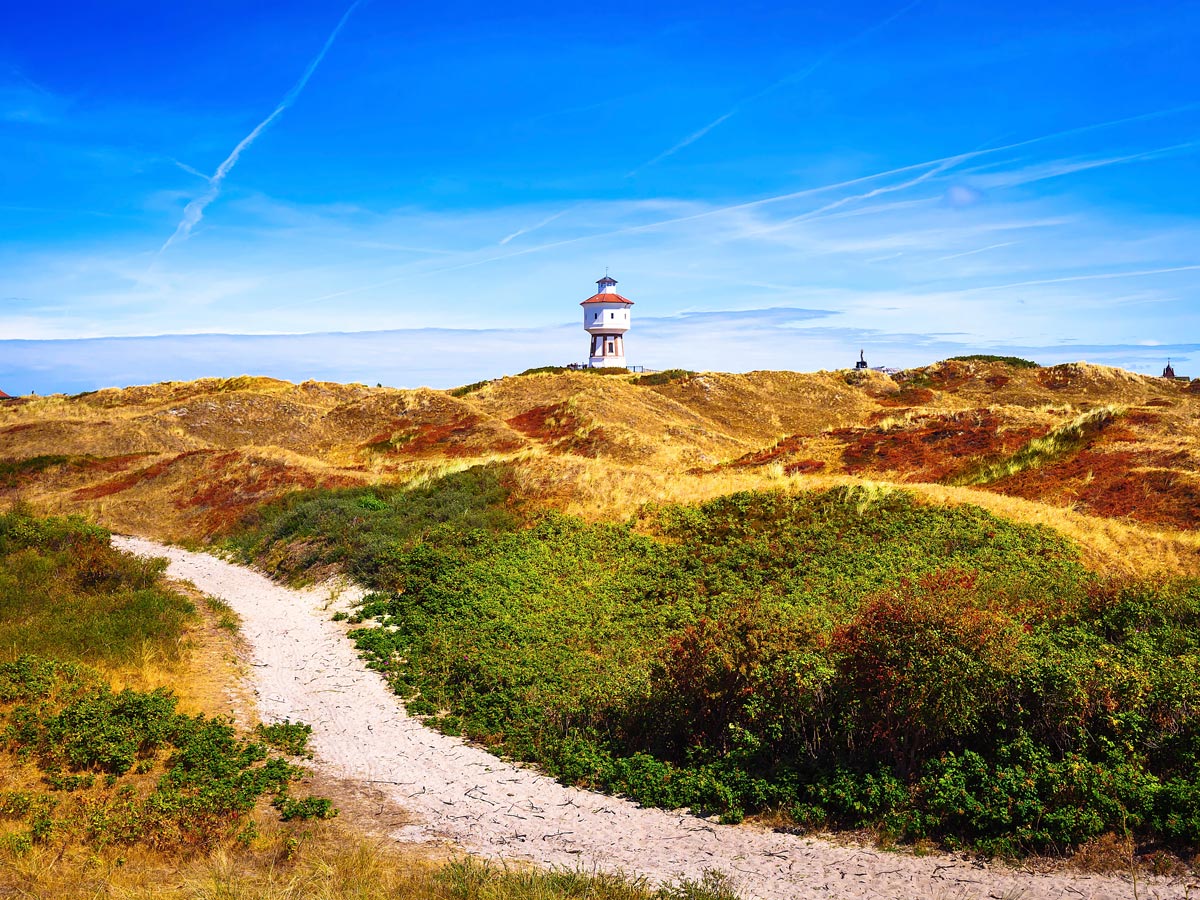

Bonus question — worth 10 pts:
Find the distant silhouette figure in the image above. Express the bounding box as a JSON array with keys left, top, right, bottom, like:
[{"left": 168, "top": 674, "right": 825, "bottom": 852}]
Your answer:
[{"left": 855, "top": 349, "right": 869, "bottom": 370}]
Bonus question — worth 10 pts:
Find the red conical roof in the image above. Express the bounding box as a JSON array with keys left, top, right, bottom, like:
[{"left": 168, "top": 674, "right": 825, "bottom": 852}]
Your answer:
[{"left": 580, "top": 292, "right": 634, "bottom": 305}]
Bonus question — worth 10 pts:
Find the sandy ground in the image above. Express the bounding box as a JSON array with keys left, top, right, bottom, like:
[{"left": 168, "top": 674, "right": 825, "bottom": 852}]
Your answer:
[{"left": 114, "top": 536, "right": 1192, "bottom": 900}]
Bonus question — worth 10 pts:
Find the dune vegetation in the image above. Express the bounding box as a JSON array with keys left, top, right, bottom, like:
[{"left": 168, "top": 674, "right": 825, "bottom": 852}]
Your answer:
[
  {"left": 3, "top": 357, "right": 1200, "bottom": 874},
  {"left": 0, "top": 507, "right": 740, "bottom": 898},
  {"left": 232, "top": 473, "right": 1200, "bottom": 857}
]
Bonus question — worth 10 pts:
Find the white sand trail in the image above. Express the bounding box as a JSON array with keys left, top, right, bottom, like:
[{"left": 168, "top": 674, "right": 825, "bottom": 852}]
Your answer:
[{"left": 114, "top": 536, "right": 1191, "bottom": 900}]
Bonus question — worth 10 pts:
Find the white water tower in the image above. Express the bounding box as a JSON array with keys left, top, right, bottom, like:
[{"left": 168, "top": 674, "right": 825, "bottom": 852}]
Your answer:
[{"left": 581, "top": 274, "right": 633, "bottom": 368}]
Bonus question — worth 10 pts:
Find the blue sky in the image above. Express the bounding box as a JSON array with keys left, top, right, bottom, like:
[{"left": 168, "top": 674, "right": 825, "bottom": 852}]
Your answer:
[{"left": 1, "top": 0, "right": 1198, "bottom": 393}]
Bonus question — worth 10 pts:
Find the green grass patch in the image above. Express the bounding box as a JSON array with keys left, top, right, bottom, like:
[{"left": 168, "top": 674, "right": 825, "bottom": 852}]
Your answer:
[
  {"left": 0, "top": 508, "right": 195, "bottom": 667},
  {"left": 634, "top": 369, "right": 696, "bottom": 386},
  {"left": 950, "top": 405, "right": 1118, "bottom": 486},
  {"left": 224, "top": 464, "right": 518, "bottom": 585},
  {"left": 437, "top": 858, "right": 738, "bottom": 900},
  {"left": 947, "top": 354, "right": 1040, "bottom": 368}
]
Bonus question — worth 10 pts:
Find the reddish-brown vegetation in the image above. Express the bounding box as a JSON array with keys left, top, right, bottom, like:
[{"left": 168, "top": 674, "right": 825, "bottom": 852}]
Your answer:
[
  {"left": 728, "top": 435, "right": 811, "bottom": 468},
  {"left": 833, "top": 411, "right": 1046, "bottom": 482},
  {"left": 362, "top": 414, "right": 509, "bottom": 458},
  {"left": 783, "top": 459, "right": 826, "bottom": 475},
  {"left": 877, "top": 387, "right": 935, "bottom": 408},
  {"left": 71, "top": 451, "right": 207, "bottom": 500},
  {"left": 987, "top": 448, "right": 1200, "bottom": 529},
  {"left": 1121, "top": 410, "right": 1163, "bottom": 428},
  {"left": 82, "top": 453, "right": 154, "bottom": 473},
  {"left": 505, "top": 403, "right": 610, "bottom": 457},
  {"left": 1037, "top": 366, "right": 1078, "bottom": 390},
  {"left": 179, "top": 452, "right": 360, "bottom": 535},
  {"left": 506, "top": 403, "right": 581, "bottom": 441}
]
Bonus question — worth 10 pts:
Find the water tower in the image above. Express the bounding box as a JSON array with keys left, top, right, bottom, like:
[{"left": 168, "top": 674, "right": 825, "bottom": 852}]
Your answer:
[{"left": 581, "top": 274, "right": 633, "bottom": 368}]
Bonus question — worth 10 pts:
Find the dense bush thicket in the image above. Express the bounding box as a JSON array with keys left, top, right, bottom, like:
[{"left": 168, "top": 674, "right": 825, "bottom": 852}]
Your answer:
[
  {"left": 236, "top": 477, "right": 1200, "bottom": 855},
  {"left": 946, "top": 354, "right": 1040, "bottom": 368}
]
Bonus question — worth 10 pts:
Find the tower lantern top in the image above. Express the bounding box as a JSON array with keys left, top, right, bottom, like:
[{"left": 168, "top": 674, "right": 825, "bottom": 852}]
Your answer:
[{"left": 580, "top": 272, "right": 633, "bottom": 306}]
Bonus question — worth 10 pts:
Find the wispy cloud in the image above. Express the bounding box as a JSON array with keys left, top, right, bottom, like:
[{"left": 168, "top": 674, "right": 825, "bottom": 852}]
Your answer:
[
  {"left": 955, "top": 264, "right": 1200, "bottom": 293},
  {"left": 627, "top": 0, "right": 923, "bottom": 175},
  {"left": 160, "top": 0, "right": 365, "bottom": 251}
]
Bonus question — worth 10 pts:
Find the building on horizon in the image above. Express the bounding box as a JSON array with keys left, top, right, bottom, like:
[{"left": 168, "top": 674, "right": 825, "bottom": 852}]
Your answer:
[{"left": 581, "top": 274, "right": 633, "bottom": 368}]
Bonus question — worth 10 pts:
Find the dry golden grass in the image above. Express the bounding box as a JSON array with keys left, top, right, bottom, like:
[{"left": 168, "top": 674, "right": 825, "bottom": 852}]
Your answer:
[
  {"left": 3, "top": 360, "right": 1198, "bottom": 576},
  {"left": 0, "top": 818, "right": 437, "bottom": 900}
]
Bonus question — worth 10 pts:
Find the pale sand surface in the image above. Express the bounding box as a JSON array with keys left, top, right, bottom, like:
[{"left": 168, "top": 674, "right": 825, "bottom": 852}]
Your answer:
[{"left": 114, "top": 536, "right": 1192, "bottom": 900}]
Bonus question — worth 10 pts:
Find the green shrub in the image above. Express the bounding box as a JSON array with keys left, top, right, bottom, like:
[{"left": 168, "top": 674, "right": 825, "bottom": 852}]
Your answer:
[
  {"left": 947, "top": 354, "right": 1039, "bottom": 368},
  {"left": 0, "top": 656, "right": 330, "bottom": 848},
  {"left": 634, "top": 369, "right": 696, "bottom": 386},
  {"left": 255, "top": 720, "right": 314, "bottom": 757}
]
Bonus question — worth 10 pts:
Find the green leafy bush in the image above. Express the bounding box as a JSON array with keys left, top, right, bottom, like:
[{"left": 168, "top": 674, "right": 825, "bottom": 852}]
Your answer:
[{"left": 255, "top": 719, "right": 314, "bottom": 757}]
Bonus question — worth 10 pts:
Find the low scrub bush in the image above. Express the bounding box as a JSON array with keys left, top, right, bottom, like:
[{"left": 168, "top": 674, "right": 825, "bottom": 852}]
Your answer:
[{"left": 0, "top": 656, "right": 330, "bottom": 849}]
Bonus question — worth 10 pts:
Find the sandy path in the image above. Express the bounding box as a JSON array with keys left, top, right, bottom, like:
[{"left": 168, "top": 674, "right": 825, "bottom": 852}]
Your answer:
[{"left": 114, "top": 536, "right": 1188, "bottom": 900}]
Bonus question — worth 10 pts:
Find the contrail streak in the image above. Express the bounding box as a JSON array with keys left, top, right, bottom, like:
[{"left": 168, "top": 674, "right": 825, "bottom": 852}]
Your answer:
[
  {"left": 933, "top": 242, "right": 1018, "bottom": 263},
  {"left": 161, "top": 0, "right": 365, "bottom": 252},
  {"left": 499, "top": 207, "right": 575, "bottom": 245},
  {"left": 628, "top": 0, "right": 923, "bottom": 175}
]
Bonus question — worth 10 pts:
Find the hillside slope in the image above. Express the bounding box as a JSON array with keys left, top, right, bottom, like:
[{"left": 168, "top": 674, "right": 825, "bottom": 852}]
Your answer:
[{"left": 1, "top": 361, "right": 1197, "bottom": 564}]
